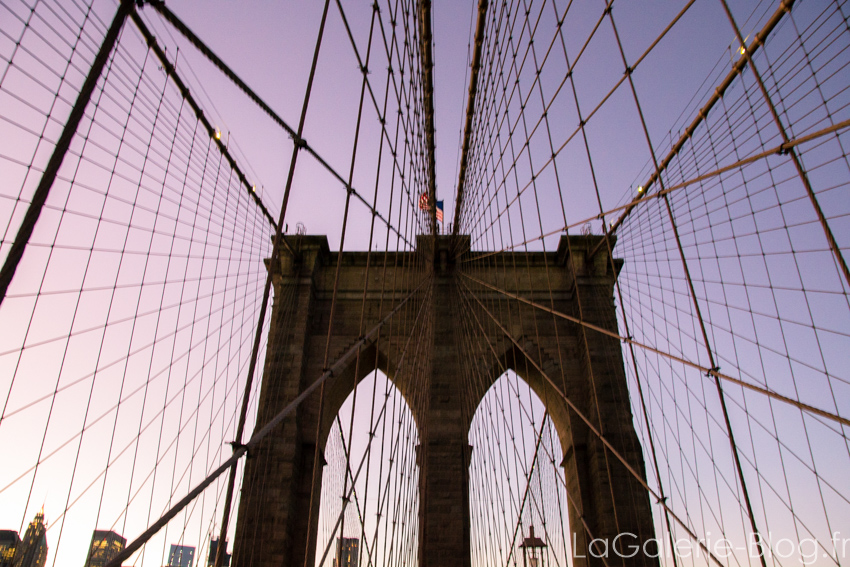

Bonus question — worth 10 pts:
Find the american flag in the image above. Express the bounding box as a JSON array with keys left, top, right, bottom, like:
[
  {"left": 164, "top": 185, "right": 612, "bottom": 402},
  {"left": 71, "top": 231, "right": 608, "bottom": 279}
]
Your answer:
[{"left": 418, "top": 192, "right": 444, "bottom": 223}]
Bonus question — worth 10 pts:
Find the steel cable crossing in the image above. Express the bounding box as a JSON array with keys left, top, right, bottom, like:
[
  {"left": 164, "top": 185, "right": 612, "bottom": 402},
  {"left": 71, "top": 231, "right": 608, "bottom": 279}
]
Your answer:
[
  {"left": 0, "top": 0, "right": 434, "bottom": 565},
  {"left": 0, "top": 0, "right": 849, "bottom": 567},
  {"left": 452, "top": 1, "right": 849, "bottom": 567}
]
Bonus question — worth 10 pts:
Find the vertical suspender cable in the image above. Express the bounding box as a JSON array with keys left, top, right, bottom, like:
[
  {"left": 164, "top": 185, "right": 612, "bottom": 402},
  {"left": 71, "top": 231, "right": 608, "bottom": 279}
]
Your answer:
[{"left": 603, "top": 6, "right": 770, "bottom": 564}]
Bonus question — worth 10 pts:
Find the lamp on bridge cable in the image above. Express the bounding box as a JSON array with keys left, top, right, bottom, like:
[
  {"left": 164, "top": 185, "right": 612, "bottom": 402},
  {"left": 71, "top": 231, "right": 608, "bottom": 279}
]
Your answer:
[{"left": 519, "top": 525, "right": 547, "bottom": 567}]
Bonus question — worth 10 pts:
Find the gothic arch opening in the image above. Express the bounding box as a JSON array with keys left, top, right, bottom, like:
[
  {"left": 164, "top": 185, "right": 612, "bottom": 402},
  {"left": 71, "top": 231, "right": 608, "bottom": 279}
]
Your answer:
[
  {"left": 315, "top": 368, "right": 420, "bottom": 567},
  {"left": 316, "top": 343, "right": 421, "bottom": 451},
  {"left": 468, "top": 370, "right": 572, "bottom": 567}
]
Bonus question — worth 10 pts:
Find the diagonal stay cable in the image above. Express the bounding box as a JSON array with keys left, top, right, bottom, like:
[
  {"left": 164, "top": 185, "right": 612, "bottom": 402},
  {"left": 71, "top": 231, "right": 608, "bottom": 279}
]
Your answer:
[
  {"left": 0, "top": 0, "right": 133, "bottom": 308},
  {"left": 319, "top": 287, "right": 431, "bottom": 567},
  {"left": 716, "top": 0, "right": 850, "bottom": 290},
  {"left": 102, "top": 276, "right": 428, "bottom": 567},
  {"left": 459, "top": 272, "right": 850, "bottom": 429},
  {"left": 500, "top": 414, "right": 563, "bottom": 567},
  {"left": 606, "top": 2, "right": 770, "bottom": 559},
  {"left": 139, "top": 0, "right": 414, "bottom": 249},
  {"left": 306, "top": 4, "right": 383, "bottom": 563},
  {"left": 458, "top": 278, "right": 732, "bottom": 567},
  {"left": 597, "top": 0, "right": 795, "bottom": 253},
  {"left": 454, "top": 276, "right": 616, "bottom": 567},
  {"left": 457, "top": 0, "right": 697, "bottom": 243},
  {"left": 130, "top": 11, "right": 276, "bottom": 230},
  {"left": 460, "top": 116, "right": 850, "bottom": 264},
  {"left": 207, "top": 0, "right": 333, "bottom": 563}
]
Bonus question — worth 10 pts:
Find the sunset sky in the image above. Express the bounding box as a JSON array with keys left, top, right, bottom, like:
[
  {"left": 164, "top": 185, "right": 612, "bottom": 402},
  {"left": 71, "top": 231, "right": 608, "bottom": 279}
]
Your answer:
[{"left": 1, "top": 0, "right": 847, "bottom": 566}]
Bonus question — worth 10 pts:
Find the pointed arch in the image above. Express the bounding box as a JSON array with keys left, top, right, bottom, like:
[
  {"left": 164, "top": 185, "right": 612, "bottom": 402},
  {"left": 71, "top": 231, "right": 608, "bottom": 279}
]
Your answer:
[
  {"left": 468, "top": 369, "right": 573, "bottom": 567},
  {"left": 318, "top": 342, "right": 422, "bottom": 452},
  {"left": 467, "top": 339, "right": 577, "bottom": 462},
  {"left": 315, "top": 363, "right": 421, "bottom": 567}
]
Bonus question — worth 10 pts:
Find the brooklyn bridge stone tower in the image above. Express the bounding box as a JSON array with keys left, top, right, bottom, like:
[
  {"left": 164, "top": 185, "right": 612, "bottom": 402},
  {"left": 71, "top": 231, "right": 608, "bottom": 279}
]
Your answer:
[{"left": 231, "top": 233, "right": 657, "bottom": 567}]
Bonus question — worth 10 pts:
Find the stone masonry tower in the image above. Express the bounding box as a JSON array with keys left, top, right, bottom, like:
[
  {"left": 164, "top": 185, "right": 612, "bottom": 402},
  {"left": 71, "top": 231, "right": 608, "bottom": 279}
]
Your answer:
[{"left": 231, "top": 234, "right": 657, "bottom": 567}]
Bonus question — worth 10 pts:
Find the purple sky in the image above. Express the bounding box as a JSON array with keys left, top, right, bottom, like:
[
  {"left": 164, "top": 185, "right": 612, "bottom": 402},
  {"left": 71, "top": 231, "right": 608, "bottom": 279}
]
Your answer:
[
  {"left": 1, "top": 1, "right": 848, "bottom": 566},
  {"left": 158, "top": 0, "right": 759, "bottom": 250}
]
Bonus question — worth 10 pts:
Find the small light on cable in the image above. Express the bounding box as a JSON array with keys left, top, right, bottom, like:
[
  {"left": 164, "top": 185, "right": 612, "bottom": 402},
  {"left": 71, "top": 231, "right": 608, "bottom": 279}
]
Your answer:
[
  {"left": 637, "top": 185, "right": 644, "bottom": 194},
  {"left": 215, "top": 129, "right": 221, "bottom": 140},
  {"left": 738, "top": 34, "right": 750, "bottom": 56}
]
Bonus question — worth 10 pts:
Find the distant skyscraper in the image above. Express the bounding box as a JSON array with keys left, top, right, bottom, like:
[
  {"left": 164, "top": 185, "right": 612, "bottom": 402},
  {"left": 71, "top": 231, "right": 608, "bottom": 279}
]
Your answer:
[
  {"left": 0, "top": 531, "right": 20, "bottom": 567},
  {"left": 83, "top": 530, "right": 126, "bottom": 567},
  {"left": 168, "top": 544, "right": 195, "bottom": 567},
  {"left": 333, "top": 538, "right": 358, "bottom": 567},
  {"left": 12, "top": 511, "right": 47, "bottom": 567},
  {"left": 206, "top": 538, "right": 230, "bottom": 567}
]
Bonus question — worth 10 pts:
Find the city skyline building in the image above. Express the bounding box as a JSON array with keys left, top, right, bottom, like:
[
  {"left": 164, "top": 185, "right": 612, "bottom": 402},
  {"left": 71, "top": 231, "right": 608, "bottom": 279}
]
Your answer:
[
  {"left": 167, "top": 544, "right": 195, "bottom": 567},
  {"left": 206, "top": 538, "right": 229, "bottom": 567},
  {"left": 83, "top": 530, "right": 126, "bottom": 567},
  {"left": 0, "top": 531, "right": 19, "bottom": 567},
  {"left": 333, "top": 538, "right": 358, "bottom": 567},
  {"left": 12, "top": 511, "right": 47, "bottom": 567}
]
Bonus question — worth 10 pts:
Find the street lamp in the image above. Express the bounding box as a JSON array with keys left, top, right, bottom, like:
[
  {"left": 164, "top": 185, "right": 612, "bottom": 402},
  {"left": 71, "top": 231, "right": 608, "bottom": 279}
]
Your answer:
[{"left": 519, "top": 525, "right": 547, "bottom": 567}]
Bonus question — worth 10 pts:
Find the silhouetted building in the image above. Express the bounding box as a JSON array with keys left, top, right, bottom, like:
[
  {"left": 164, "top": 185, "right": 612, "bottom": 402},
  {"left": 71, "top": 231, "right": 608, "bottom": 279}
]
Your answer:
[
  {"left": 12, "top": 511, "right": 47, "bottom": 567},
  {"left": 167, "top": 545, "right": 195, "bottom": 567},
  {"left": 0, "top": 531, "right": 20, "bottom": 567},
  {"left": 206, "top": 539, "right": 229, "bottom": 567},
  {"left": 333, "top": 538, "right": 358, "bottom": 567},
  {"left": 84, "top": 530, "right": 125, "bottom": 567}
]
